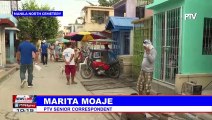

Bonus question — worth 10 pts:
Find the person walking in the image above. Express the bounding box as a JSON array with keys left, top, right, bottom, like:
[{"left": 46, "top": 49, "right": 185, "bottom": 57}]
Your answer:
[
  {"left": 41, "top": 40, "right": 48, "bottom": 66},
  {"left": 55, "top": 43, "right": 61, "bottom": 62},
  {"left": 49, "top": 43, "right": 55, "bottom": 62},
  {"left": 137, "top": 39, "right": 157, "bottom": 95},
  {"left": 74, "top": 48, "right": 83, "bottom": 71},
  {"left": 35, "top": 40, "right": 42, "bottom": 63},
  {"left": 16, "top": 34, "right": 38, "bottom": 88},
  {"left": 62, "top": 43, "right": 77, "bottom": 85}
]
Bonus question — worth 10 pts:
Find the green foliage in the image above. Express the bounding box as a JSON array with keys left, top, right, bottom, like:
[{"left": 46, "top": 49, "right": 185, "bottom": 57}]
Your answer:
[
  {"left": 98, "top": 0, "right": 120, "bottom": 6},
  {"left": 57, "top": 30, "right": 64, "bottom": 38},
  {"left": 17, "top": 0, "right": 59, "bottom": 43}
]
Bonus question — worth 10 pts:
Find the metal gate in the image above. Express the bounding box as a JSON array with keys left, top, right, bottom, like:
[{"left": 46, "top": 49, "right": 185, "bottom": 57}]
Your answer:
[
  {"left": 132, "top": 17, "right": 153, "bottom": 79},
  {"left": 154, "top": 7, "right": 181, "bottom": 84},
  {"left": 112, "top": 31, "right": 120, "bottom": 55}
]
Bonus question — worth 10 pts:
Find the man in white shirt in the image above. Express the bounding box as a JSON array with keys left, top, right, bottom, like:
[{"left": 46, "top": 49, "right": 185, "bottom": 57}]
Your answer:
[{"left": 62, "top": 43, "right": 77, "bottom": 85}]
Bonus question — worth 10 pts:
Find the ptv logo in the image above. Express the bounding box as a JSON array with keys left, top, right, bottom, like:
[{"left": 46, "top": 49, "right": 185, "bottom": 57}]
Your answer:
[{"left": 185, "top": 13, "right": 197, "bottom": 20}]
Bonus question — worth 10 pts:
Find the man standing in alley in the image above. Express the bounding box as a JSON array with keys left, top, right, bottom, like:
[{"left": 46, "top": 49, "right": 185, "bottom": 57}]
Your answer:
[
  {"left": 62, "top": 43, "right": 77, "bottom": 85},
  {"left": 41, "top": 40, "right": 48, "bottom": 66},
  {"left": 137, "top": 39, "right": 157, "bottom": 95},
  {"left": 16, "top": 34, "right": 38, "bottom": 88}
]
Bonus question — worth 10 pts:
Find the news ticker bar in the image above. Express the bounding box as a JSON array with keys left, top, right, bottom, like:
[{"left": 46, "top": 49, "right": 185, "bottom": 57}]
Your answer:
[
  {"left": 12, "top": 11, "right": 63, "bottom": 17},
  {"left": 13, "top": 95, "right": 212, "bottom": 113},
  {"left": 13, "top": 106, "right": 212, "bottom": 113},
  {"left": 36, "top": 96, "right": 212, "bottom": 106},
  {"left": 37, "top": 106, "right": 212, "bottom": 112}
]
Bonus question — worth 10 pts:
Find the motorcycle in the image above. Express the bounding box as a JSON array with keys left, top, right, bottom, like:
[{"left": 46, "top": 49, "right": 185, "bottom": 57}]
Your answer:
[{"left": 80, "top": 49, "right": 121, "bottom": 79}]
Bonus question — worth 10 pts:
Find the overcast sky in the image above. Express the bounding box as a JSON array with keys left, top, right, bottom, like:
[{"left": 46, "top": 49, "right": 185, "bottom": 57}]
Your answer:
[{"left": 20, "top": 0, "right": 99, "bottom": 30}]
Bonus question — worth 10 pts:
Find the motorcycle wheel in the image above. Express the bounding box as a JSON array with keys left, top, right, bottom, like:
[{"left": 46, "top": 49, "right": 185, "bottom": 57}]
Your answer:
[
  {"left": 108, "top": 63, "right": 120, "bottom": 78},
  {"left": 80, "top": 66, "right": 93, "bottom": 79}
]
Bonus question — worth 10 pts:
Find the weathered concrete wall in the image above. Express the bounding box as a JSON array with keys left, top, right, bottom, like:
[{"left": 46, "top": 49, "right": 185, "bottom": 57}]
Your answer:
[
  {"left": 118, "top": 55, "right": 133, "bottom": 77},
  {"left": 85, "top": 7, "right": 114, "bottom": 24},
  {"left": 145, "top": 9, "right": 153, "bottom": 18},
  {"left": 126, "top": 0, "right": 137, "bottom": 18},
  {"left": 151, "top": 73, "right": 212, "bottom": 95},
  {"left": 0, "top": 27, "right": 6, "bottom": 67},
  {"left": 79, "top": 23, "right": 106, "bottom": 32},
  {"left": 130, "top": 29, "right": 134, "bottom": 55},
  {"left": 151, "top": 80, "right": 176, "bottom": 94}
]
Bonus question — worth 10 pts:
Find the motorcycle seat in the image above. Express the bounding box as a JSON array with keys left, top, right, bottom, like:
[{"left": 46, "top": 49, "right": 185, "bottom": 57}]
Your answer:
[{"left": 108, "top": 60, "right": 119, "bottom": 65}]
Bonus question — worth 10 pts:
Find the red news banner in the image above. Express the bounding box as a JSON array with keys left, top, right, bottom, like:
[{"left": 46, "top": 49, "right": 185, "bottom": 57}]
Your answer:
[{"left": 13, "top": 95, "right": 37, "bottom": 112}]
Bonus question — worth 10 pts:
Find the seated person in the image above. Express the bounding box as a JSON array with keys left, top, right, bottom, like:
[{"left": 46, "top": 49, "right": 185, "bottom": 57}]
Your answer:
[
  {"left": 101, "top": 51, "right": 109, "bottom": 63},
  {"left": 101, "top": 44, "right": 110, "bottom": 63},
  {"left": 104, "top": 44, "right": 110, "bottom": 50}
]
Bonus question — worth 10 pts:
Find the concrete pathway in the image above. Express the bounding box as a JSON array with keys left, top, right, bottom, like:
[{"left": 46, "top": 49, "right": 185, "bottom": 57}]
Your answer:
[
  {"left": 0, "top": 62, "right": 108, "bottom": 120},
  {"left": 1, "top": 62, "right": 211, "bottom": 120}
]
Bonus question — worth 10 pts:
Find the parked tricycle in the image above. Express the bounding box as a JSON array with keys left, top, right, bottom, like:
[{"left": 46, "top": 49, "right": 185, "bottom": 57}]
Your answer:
[{"left": 80, "top": 40, "right": 121, "bottom": 79}]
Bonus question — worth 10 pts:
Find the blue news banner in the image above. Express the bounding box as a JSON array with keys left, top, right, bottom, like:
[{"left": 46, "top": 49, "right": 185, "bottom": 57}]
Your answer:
[
  {"left": 13, "top": 95, "right": 212, "bottom": 113},
  {"left": 13, "top": 11, "right": 63, "bottom": 17}
]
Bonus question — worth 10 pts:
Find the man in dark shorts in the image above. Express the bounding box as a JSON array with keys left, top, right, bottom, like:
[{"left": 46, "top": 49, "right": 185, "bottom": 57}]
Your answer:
[
  {"left": 62, "top": 43, "right": 77, "bottom": 85},
  {"left": 16, "top": 34, "right": 38, "bottom": 88}
]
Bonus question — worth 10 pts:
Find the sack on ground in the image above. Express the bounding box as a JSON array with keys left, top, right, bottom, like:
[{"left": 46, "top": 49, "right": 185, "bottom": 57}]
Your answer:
[{"left": 34, "top": 64, "right": 42, "bottom": 71}]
